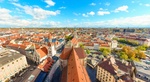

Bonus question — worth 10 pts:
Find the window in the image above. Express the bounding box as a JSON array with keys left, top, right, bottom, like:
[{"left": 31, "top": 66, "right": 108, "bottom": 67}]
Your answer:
[
  {"left": 1, "top": 67, "right": 4, "bottom": 69},
  {"left": 109, "top": 79, "right": 111, "bottom": 81},
  {"left": 12, "top": 62, "right": 14, "bottom": 64},
  {"left": 20, "top": 58, "right": 22, "bottom": 60}
]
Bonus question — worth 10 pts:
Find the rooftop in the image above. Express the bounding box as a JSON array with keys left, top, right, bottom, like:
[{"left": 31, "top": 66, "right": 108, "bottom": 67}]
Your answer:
[
  {"left": 60, "top": 47, "right": 90, "bottom": 82},
  {"left": 60, "top": 47, "right": 86, "bottom": 60},
  {"left": 0, "top": 47, "right": 24, "bottom": 67}
]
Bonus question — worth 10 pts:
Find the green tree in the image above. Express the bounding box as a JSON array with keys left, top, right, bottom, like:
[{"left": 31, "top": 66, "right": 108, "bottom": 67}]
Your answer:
[
  {"left": 100, "top": 48, "right": 110, "bottom": 53},
  {"left": 65, "top": 35, "right": 73, "bottom": 41},
  {"left": 86, "top": 49, "right": 90, "bottom": 54},
  {"left": 131, "top": 57, "right": 140, "bottom": 62},
  {"left": 79, "top": 43, "right": 84, "bottom": 49},
  {"left": 118, "top": 44, "right": 124, "bottom": 48},
  {"left": 120, "top": 54, "right": 128, "bottom": 60},
  {"left": 102, "top": 50, "right": 110, "bottom": 56},
  {"left": 136, "top": 45, "right": 148, "bottom": 51}
]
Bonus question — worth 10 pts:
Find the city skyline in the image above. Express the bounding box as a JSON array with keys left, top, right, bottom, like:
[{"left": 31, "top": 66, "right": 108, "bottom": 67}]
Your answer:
[{"left": 0, "top": 0, "right": 150, "bottom": 27}]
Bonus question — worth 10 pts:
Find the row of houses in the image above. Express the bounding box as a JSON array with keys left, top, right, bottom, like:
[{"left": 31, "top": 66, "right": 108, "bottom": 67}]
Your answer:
[
  {"left": 0, "top": 29, "right": 68, "bottom": 82},
  {"left": 116, "top": 33, "right": 150, "bottom": 46}
]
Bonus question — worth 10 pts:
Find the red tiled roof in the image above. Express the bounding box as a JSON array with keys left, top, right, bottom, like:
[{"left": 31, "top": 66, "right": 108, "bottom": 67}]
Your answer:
[
  {"left": 98, "top": 58, "right": 133, "bottom": 76},
  {"left": 38, "top": 57, "right": 54, "bottom": 72},
  {"left": 60, "top": 48, "right": 72, "bottom": 60},
  {"left": 71, "top": 38, "right": 78, "bottom": 45},
  {"left": 36, "top": 46, "right": 48, "bottom": 58},
  {"left": 61, "top": 48, "right": 90, "bottom": 82},
  {"left": 98, "top": 59, "right": 117, "bottom": 75},
  {"left": 100, "top": 43, "right": 110, "bottom": 47},
  {"left": 68, "top": 48, "right": 90, "bottom": 82},
  {"left": 60, "top": 48, "right": 86, "bottom": 60},
  {"left": 47, "top": 42, "right": 51, "bottom": 47},
  {"left": 7, "top": 43, "right": 27, "bottom": 49},
  {"left": 33, "top": 43, "right": 40, "bottom": 49}
]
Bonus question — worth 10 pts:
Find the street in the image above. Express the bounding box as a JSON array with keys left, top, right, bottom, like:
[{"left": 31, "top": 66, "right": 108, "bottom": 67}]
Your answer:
[{"left": 12, "top": 58, "right": 37, "bottom": 82}]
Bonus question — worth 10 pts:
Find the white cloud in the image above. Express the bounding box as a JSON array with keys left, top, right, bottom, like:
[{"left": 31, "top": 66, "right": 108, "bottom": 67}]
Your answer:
[
  {"left": 44, "top": 0, "right": 55, "bottom": 7},
  {"left": 97, "top": 11, "right": 110, "bottom": 16},
  {"left": 82, "top": 11, "right": 95, "bottom": 17},
  {"left": 12, "top": 3, "right": 60, "bottom": 20},
  {"left": 73, "top": 12, "right": 81, "bottom": 16},
  {"left": 59, "top": 6, "right": 66, "bottom": 9},
  {"left": 80, "top": 15, "right": 150, "bottom": 27},
  {"left": 88, "top": 11, "right": 95, "bottom": 16},
  {"left": 90, "top": 3, "right": 96, "bottom": 6},
  {"left": 0, "top": 8, "right": 60, "bottom": 27},
  {"left": 145, "top": 4, "right": 150, "bottom": 7},
  {"left": 105, "top": 2, "right": 110, "bottom": 6},
  {"left": 139, "top": 3, "right": 150, "bottom": 7},
  {"left": 0, "top": 8, "right": 13, "bottom": 20},
  {"left": 97, "top": 8, "right": 110, "bottom": 16},
  {"left": 114, "top": 5, "right": 128, "bottom": 13},
  {"left": 82, "top": 13, "right": 88, "bottom": 17}
]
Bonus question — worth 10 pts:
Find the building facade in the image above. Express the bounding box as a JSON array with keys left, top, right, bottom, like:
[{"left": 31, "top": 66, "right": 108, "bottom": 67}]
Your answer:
[
  {"left": 96, "top": 57, "right": 135, "bottom": 82},
  {"left": 0, "top": 48, "right": 28, "bottom": 82}
]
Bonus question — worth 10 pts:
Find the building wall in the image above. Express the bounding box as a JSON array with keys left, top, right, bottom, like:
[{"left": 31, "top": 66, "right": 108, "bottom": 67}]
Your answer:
[
  {"left": 51, "top": 45, "right": 56, "bottom": 56},
  {"left": 0, "top": 55, "right": 28, "bottom": 82},
  {"left": 79, "top": 58, "right": 87, "bottom": 67},
  {"left": 45, "top": 60, "right": 60, "bottom": 82},
  {"left": 135, "top": 78, "right": 145, "bottom": 82},
  {"left": 143, "top": 41, "right": 150, "bottom": 46},
  {"left": 60, "top": 59, "right": 68, "bottom": 70},
  {"left": 33, "top": 50, "right": 40, "bottom": 64},
  {"left": 111, "top": 42, "right": 118, "bottom": 49},
  {"left": 96, "top": 66, "right": 115, "bottom": 82},
  {"left": 94, "top": 43, "right": 99, "bottom": 50}
]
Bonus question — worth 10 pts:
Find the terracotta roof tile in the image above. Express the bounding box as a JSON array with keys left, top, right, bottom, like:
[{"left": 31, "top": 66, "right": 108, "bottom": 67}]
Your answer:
[
  {"left": 71, "top": 38, "right": 78, "bottom": 45},
  {"left": 98, "top": 59, "right": 117, "bottom": 75},
  {"left": 7, "top": 43, "right": 27, "bottom": 49},
  {"left": 60, "top": 48, "right": 86, "bottom": 60},
  {"left": 38, "top": 57, "right": 53, "bottom": 72},
  {"left": 100, "top": 43, "right": 110, "bottom": 47},
  {"left": 36, "top": 46, "right": 48, "bottom": 58},
  {"left": 67, "top": 48, "right": 90, "bottom": 82},
  {"left": 60, "top": 48, "right": 72, "bottom": 60}
]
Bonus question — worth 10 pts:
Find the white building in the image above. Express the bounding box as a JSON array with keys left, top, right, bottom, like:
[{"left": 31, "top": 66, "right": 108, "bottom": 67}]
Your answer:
[
  {"left": 94, "top": 43, "right": 99, "bottom": 50},
  {"left": 0, "top": 47, "right": 28, "bottom": 82},
  {"left": 111, "top": 40, "right": 118, "bottom": 49},
  {"left": 51, "top": 44, "right": 56, "bottom": 56}
]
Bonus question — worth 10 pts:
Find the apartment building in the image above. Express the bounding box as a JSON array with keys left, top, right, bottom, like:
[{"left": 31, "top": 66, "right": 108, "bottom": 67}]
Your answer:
[
  {"left": 0, "top": 47, "right": 28, "bottom": 82},
  {"left": 96, "top": 57, "right": 135, "bottom": 82}
]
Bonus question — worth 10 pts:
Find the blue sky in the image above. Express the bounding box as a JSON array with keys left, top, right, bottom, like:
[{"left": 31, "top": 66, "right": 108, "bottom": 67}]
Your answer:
[{"left": 0, "top": 0, "right": 150, "bottom": 27}]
